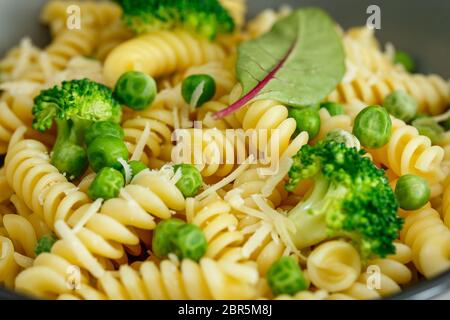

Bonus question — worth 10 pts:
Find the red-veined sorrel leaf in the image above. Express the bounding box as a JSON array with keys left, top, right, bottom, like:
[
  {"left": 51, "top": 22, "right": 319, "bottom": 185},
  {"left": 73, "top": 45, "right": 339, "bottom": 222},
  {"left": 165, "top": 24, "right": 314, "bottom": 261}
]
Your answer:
[{"left": 214, "top": 8, "right": 345, "bottom": 119}]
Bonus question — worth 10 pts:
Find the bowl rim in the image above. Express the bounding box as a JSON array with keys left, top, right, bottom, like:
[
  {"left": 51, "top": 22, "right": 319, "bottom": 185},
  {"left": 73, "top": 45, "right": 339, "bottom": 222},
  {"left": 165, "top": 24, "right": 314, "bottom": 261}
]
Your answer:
[{"left": 1, "top": 268, "right": 449, "bottom": 300}]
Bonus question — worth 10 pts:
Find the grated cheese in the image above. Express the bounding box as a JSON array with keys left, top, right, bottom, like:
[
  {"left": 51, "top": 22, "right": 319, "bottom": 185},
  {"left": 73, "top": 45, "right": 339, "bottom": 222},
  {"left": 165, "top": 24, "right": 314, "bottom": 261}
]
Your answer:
[
  {"left": 171, "top": 167, "right": 183, "bottom": 185},
  {"left": 190, "top": 81, "right": 205, "bottom": 111},
  {"left": 260, "top": 156, "right": 293, "bottom": 197},
  {"left": 172, "top": 107, "right": 180, "bottom": 130},
  {"left": 55, "top": 220, "right": 105, "bottom": 278},
  {"left": 241, "top": 222, "right": 272, "bottom": 258},
  {"left": 196, "top": 155, "right": 254, "bottom": 201},
  {"left": 72, "top": 198, "right": 103, "bottom": 234},
  {"left": 252, "top": 195, "right": 304, "bottom": 260},
  {"left": 131, "top": 122, "right": 151, "bottom": 161},
  {"left": 118, "top": 157, "right": 132, "bottom": 184}
]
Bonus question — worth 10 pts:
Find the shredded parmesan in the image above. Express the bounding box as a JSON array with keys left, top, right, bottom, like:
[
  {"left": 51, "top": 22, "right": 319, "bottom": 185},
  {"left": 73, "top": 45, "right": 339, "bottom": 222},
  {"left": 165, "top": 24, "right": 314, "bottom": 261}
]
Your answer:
[
  {"left": 63, "top": 187, "right": 79, "bottom": 195},
  {"left": 72, "top": 199, "right": 103, "bottom": 234},
  {"left": 168, "top": 253, "right": 180, "bottom": 266},
  {"left": 190, "top": 81, "right": 205, "bottom": 110},
  {"left": 171, "top": 167, "right": 183, "bottom": 185},
  {"left": 118, "top": 157, "right": 132, "bottom": 184},
  {"left": 55, "top": 220, "right": 105, "bottom": 278},
  {"left": 13, "top": 252, "right": 34, "bottom": 268},
  {"left": 131, "top": 122, "right": 151, "bottom": 161},
  {"left": 241, "top": 222, "right": 272, "bottom": 258},
  {"left": 252, "top": 195, "right": 305, "bottom": 260},
  {"left": 172, "top": 107, "right": 180, "bottom": 130},
  {"left": 261, "top": 156, "right": 293, "bottom": 197},
  {"left": 196, "top": 155, "right": 254, "bottom": 200}
]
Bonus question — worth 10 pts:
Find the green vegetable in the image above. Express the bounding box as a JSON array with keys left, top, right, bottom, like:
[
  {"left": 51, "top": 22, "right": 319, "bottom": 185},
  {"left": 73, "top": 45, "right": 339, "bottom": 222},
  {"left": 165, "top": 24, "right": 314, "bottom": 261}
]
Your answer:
[
  {"left": 85, "top": 121, "right": 124, "bottom": 146},
  {"left": 172, "top": 224, "right": 207, "bottom": 261},
  {"left": 120, "top": 160, "right": 148, "bottom": 181},
  {"left": 214, "top": 8, "right": 345, "bottom": 118},
  {"left": 285, "top": 140, "right": 403, "bottom": 259},
  {"left": 34, "top": 234, "right": 58, "bottom": 256},
  {"left": 32, "top": 79, "right": 122, "bottom": 180},
  {"left": 267, "top": 257, "right": 308, "bottom": 296},
  {"left": 320, "top": 102, "right": 344, "bottom": 116},
  {"left": 88, "top": 167, "right": 125, "bottom": 200},
  {"left": 87, "top": 136, "right": 129, "bottom": 172},
  {"left": 116, "top": 0, "right": 235, "bottom": 39},
  {"left": 288, "top": 107, "right": 321, "bottom": 139},
  {"left": 182, "top": 74, "right": 216, "bottom": 108},
  {"left": 114, "top": 71, "right": 157, "bottom": 110},
  {"left": 444, "top": 117, "right": 450, "bottom": 131},
  {"left": 394, "top": 50, "right": 416, "bottom": 73},
  {"left": 353, "top": 105, "right": 392, "bottom": 148},
  {"left": 411, "top": 117, "right": 444, "bottom": 144},
  {"left": 173, "top": 164, "right": 203, "bottom": 198},
  {"left": 325, "top": 129, "right": 361, "bottom": 150},
  {"left": 152, "top": 219, "right": 185, "bottom": 259},
  {"left": 382, "top": 90, "right": 417, "bottom": 122},
  {"left": 395, "top": 174, "right": 430, "bottom": 211}
]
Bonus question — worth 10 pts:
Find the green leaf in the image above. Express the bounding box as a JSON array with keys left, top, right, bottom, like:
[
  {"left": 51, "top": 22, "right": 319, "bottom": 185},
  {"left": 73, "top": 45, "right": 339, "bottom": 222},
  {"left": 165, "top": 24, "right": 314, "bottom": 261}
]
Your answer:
[{"left": 214, "top": 8, "right": 345, "bottom": 118}]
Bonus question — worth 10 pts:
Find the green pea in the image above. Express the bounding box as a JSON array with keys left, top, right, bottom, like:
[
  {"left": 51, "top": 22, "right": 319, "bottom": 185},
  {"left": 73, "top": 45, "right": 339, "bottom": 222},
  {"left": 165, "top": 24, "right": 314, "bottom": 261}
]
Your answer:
[
  {"left": 34, "top": 234, "right": 58, "bottom": 256},
  {"left": 173, "top": 164, "right": 203, "bottom": 198},
  {"left": 87, "top": 167, "right": 124, "bottom": 200},
  {"left": 320, "top": 102, "right": 344, "bottom": 116},
  {"left": 182, "top": 74, "right": 216, "bottom": 108},
  {"left": 114, "top": 71, "right": 157, "bottom": 110},
  {"left": 173, "top": 223, "right": 207, "bottom": 261},
  {"left": 152, "top": 219, "right": 185, "bottom": 259},
  {"left": 51, "top": 143, "right": 88, "bottom": 181},
  {"left": 394, "top": 51, "right": 416, "bottom": 73},
  {"left": 395, "top": 174, "right": 430, "bottom": 210},
  {"left": 411, "top": 118, "right": 444, "bottom": 144},
  {"left": 87, "top": 136, "right": 129, "bottom": 172},
  {"left": 120, "top": 160, "right": 148, "bottom": 180},
  {"left": 85, "top": 121, "right": 124, "bottom": 146},
  {"left": 288, "top": 107, "right": 321, "bottom": 139},
  {"left": 325, "top": 129, "right": 361, "bottom": 150},
  {"left": 443, "top": 117, "right": 450, "bottom": 131},
  {"left": 267, "top": 257, "right": 308, "bottom": 296},
  {"left": 353, "top": 105, "right": 392, "bottom": 148},
  {"left": 382, "top": 90, "right": 417, "bottom": 122}
]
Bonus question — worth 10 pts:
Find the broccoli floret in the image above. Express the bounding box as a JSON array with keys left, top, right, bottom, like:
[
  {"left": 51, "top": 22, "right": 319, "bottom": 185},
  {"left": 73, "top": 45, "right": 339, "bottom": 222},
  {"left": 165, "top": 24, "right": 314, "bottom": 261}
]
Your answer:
[
  {"left": 285, "top": 140, "right": 403, "bottom": 260},
  {"left": 116, "top": 0, "right": 235, "bottom": 39},
  {"left": 32, "top": 79, "right": 122, "bottom": 180}
]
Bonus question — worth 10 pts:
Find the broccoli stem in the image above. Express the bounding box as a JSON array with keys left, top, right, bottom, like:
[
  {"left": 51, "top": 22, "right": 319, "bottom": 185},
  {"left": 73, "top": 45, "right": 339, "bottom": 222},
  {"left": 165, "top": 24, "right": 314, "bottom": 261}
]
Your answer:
[
  {"left": 51, "top": 118, "right": 89, "bottom": 180},
  {"left": 287, "top": 175, "right": 348, "bottom": 249}
]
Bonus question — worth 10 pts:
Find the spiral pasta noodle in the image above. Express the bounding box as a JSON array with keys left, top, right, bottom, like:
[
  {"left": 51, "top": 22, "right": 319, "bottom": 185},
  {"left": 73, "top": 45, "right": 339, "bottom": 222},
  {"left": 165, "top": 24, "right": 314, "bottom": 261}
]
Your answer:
[
  {"left": 4, "top": 128, "right": 185, "bottom": 273},
  {"left": 368, "top": 118, "right": 445, "bottom": 184},
  {"left": 186, "top": 194, "right": 245, "bottom": 262},
  {"left": 328, "top": 73, "right": 449, "bottom": 116},
  {"left": 400, "top": 203, "right": 450, "bottom": 278},
  {"left": 173, "top": 127, "right": 246, "bottom": 178},
  {"left": 306, "top": 240, "right": 361, "bottom": 292},
  {"left": 41, "top": 0, "right": 122, "bottom": 38},
  {"left": 16, "top": 257, "right": 259, "bottom": 300},
  {"left": 0, "top": 38, "right": 44, "bottom": 82},
  {"left": 103, "top": 30, "right": 226, "bottom": 86}
]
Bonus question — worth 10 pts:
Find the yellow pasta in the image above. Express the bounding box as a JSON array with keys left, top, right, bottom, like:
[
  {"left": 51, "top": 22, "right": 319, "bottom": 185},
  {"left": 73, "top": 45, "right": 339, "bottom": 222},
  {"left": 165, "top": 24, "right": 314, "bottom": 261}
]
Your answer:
[
  {"left": 103, "top": 30, "right": 226, "bottom": 86},
  {"left": 368, "top": 118, "right": 445, "bottom": 184},
  {"left": 16, "top": 257, "right": 259, "bottom": 300},
  {"left": 4, "top": 128, "right": 184, "bottom": 269},
  {"left": 186, "top": 195, "right": 244, "bottom": 262},
  {"left": 400, "top": 203, "right": 450, "bottom": 278},
  {"left": 306, "top": 240, "right": 361, "bottom": 292}
]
